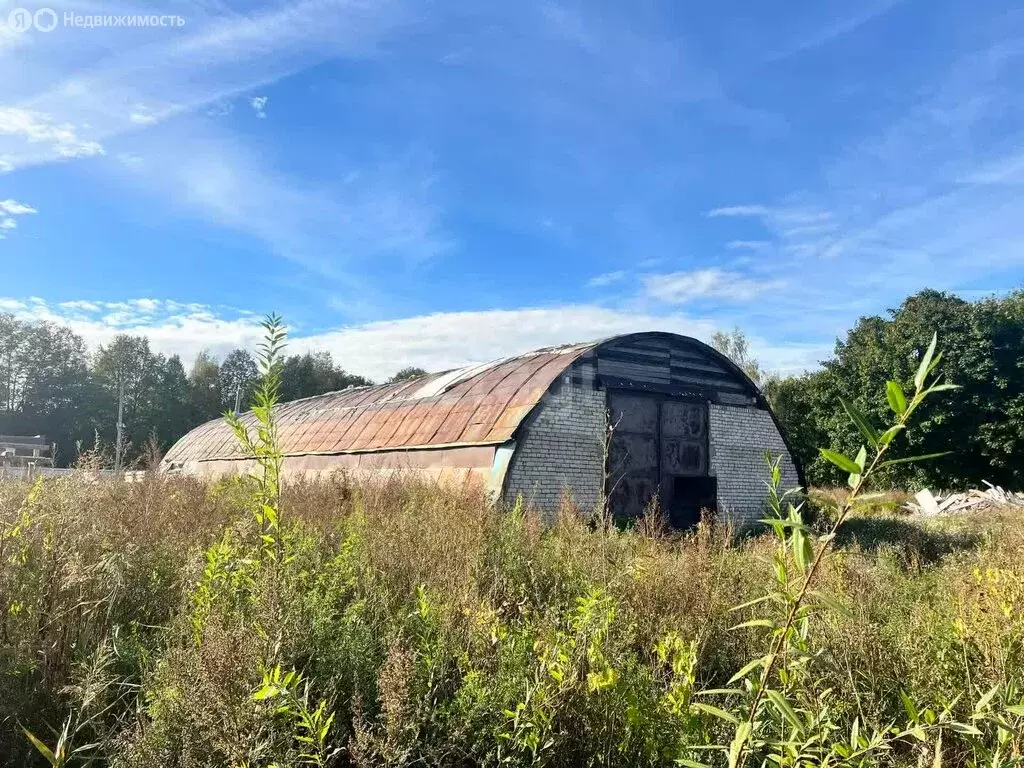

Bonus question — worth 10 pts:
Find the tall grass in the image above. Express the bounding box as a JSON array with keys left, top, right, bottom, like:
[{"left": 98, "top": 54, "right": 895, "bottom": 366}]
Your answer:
[
  {"left": 1, "top": 472, "right": 1021, "bottom": 766},
  {"left": 1, "top": 324, "right": 1021, "bottom": 766}
]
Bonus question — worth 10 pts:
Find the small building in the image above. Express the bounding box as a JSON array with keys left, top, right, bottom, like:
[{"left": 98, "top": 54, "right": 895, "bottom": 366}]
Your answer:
[
  {"left": 162, "top": 333, "right": 803, "bottom": 527},
  {"left": 0, "top": 435, "right": 53, "bottom": 469}
]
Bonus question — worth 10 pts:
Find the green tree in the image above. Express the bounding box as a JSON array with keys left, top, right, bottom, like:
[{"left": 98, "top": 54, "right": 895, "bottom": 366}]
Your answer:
[
  {"left": 763, "top": 371, "right": 828, "bottom": 478},
  {"left": 388, "top": 366, "right": 427, "bottom": 383},
  {"left": 188, "top": 351, "right": 222, "bottom": 425},
  {"left": 92, "top": 335, "right": 165, "bottom": 463},
  {"left": 218, "top": 349, "right": 258, "bottom": 411},
  {"left": 968, "top": 289, "right": 1024, "bottom": 486},
  {"left": 710, "top": 327, "right": 765, "bottom": 387},
  {"left": 0, "top": 313, "right": 30, "bottom": 414},
  {"left": 280, "top": 351, "right": 371, "bottom": 402},
  {"left": 151, "top": 355, "right": 192, "bottom": 454},
  {"left": 0, "top": 315, "right": 94, "bottom": 464},
  {"left": 773, "top": 288, "right": 1024, "bottom": 489}
]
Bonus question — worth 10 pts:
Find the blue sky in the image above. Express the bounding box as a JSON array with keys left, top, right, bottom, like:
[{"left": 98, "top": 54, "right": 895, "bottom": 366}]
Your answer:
[{"left": 1, "top": 0, "right": 1022, "bottom": 380}]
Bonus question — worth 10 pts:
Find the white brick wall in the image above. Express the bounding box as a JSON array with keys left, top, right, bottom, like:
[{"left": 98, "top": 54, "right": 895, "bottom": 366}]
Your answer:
[
  {"left": 503, "top": 389, "right": 801, "bottom": 527},
  {"left": 709, "top": 403, "right": 800, "bottom": 526},
  {"left": 502, "top": 374, "right": 606, "bottom": 516}
]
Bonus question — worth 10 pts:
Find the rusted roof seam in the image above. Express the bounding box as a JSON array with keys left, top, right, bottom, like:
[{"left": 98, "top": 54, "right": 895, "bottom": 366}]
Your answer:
[{"left": 188, "top": 438, "right": 509, "bottom": 462}]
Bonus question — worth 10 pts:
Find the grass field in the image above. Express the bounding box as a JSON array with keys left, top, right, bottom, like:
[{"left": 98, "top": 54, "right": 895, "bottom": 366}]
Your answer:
[{"left": 0, "top": 471, "right": 1021, "bottom": 767}]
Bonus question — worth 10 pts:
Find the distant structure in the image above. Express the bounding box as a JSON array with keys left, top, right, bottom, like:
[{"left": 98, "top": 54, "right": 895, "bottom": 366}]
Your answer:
[
  {"left": 0, "top": 435, "right": 53, "bottom": 469},
  {"left": 162, "top": 333, "right": 803, "bottom": 527}
]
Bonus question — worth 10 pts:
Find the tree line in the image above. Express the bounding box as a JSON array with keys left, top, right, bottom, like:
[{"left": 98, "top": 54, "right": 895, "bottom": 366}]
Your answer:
[
  {"left": 4, "top": 287, "right": 1021, "bottom": 485},
  {"left": 763, "top": 288, "right": 1024, "bottom": 490},
  {"left": 0, "top": 315, "right": 426, "bottom": 467}
]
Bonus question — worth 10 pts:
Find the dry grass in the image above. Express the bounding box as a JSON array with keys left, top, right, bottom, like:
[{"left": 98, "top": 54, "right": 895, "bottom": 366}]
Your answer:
[{"left": 0, "top": 473, "right": 1021, "bottom": 766}]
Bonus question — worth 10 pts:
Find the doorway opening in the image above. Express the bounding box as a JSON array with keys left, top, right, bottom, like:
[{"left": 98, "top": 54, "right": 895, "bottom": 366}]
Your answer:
[{"left": 669, "top": 476, "right": 717, "bottom": 529}]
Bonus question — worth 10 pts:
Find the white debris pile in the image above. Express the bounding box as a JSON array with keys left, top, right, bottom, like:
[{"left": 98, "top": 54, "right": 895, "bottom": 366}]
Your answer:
[{"left": 905, "top": 482, "right": 1024, "bottom": 517}]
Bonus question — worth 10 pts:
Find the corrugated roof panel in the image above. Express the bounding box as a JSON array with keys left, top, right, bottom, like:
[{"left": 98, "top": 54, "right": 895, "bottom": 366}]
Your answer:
[
  {"left": 346, "top": 406, "right": 390, "bottom": 451},
  {"left": 383, "top": 400, "right": 432, "bottom": 447},
  {"left": 431, "top": 399, "right": 479, "bottom": 444},
  {"left": 165, "top": 345, "right": 583, "bottom": 463},
  {"left": 338, "top": 406, "right": 383, "bottom": 451},
  {"left": 405, "top": 398, "right": 458, "bottom": 446},
  {"left": 163, "top": 333, "right": 765, "bottom": 466},
  {"left": 370, "top": 400, "right": 413, "bottom": 447}
]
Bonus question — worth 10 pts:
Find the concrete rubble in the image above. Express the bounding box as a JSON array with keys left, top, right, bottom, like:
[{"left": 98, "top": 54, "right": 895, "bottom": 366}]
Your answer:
[{"left": 905, "top": 482, "right": 1024, "bottom": 516}]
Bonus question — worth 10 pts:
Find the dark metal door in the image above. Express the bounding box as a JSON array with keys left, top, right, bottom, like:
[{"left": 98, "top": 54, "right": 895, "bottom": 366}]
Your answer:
[
  {"left": 607, "top": 393, "right": 711, "bottom": 524},
  {"left": 660, "top": 401, "right": 707, "bottom": 476},
  {"left": 607, "top": 393, "right": 660, "bottom": 520}
]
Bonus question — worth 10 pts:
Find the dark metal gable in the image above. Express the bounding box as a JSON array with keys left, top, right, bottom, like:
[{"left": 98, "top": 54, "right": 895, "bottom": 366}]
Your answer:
[{"left": 590, "top": 333, "right": 759, "bottom": 400}]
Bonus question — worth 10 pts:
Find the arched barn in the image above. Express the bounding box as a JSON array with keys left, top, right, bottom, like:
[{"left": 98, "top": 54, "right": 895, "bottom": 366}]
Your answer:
[{"left": 162, "top": 333, "right": 803, "bottom": 527}]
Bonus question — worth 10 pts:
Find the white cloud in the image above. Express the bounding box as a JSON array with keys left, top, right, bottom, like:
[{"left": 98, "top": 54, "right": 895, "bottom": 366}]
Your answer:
[
  {"left": 726, "top": 240, "right": 770, "bottom": 251},
  {"left": 643, "top": 268, "right": 785, "bottom": 304},
  {"left": 0, "top": 297, "right": 267, "bottom": 365},
  {"left": 708, "top": 204, "right": 832, "bottom": 229},
  {"left": 131, "top": 298, "right": 160, "bottom": 313},
  {"left": 0, "top": 157, "right": 12, "bottom": 173},
  {"left": 706, "top": 202, "right": 844, "bottom": 261},
  {"left": 116, "top": 152, "right": 144, "bottom": 169},
  {"left": 206, "top": 101, "right": 234, "bottom": 118},
  {"left": 306, "top": 307, "right": 821, "bottom": 377},
  {"left": 0, "top": 198, "right": 37, "bottom": 238},
  {"left": 0, "top": 199, "right": 36, "bottom": 215},
  {"left": 705, "top": 39, "right": 1024, "bottom": 296},
  {"left": 586, "top": 270, "right": 626, "bottom": 288},
  {"left": 0, "top": 0, "right": 413, "bottom": 172},
  {"left": 110, "top": 127, "right": 449, "bottom": 279},
  {"left": 292, "top": 306, "right": 723, "bottom": 379},
  {"left": 706, "top": 204, "right": 772, "bottom": 218},
  {"left": 0, "top": 0, "right": 436, "bottom": 280},
  {"left": 129, "top": 105, "right": 157, "bottom": 125},
  {"left": 58, "top": 300, "right": 102, "bottom": 312},
  {"left": 0, "top": 296, "right": 825, "bottom": 379},
  {"left": 0, "top": 107, "right": 105, "bottom": 160},
  {"left": 250, "top": 95, "right": 268, "bottom": 118}
]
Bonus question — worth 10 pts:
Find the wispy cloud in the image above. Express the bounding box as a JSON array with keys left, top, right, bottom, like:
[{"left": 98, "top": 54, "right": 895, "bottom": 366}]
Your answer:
[
  {"left": 765, "top": 0, "right": 906, "bottom": 61},
  {"left": 706, "top": 202, "right": 842, "bottom": 260},
  {"left": 0, "top": 295, "right": 825, "bottom": 378},
  {"left": 707, "top": 204, "right": 833, "bottom": 230},
  {"left": 0, "top": 107, "right": 105, "bottom": 167},
  {"left": 0, "top": 0, "right": 415, "bottom": 170},
  {"left": 113, "top": 124, "right": 450, "bottom": 284},
  {"left": 704, "top": 36, "right": 1024, "bottom": 299},
  {"left": 250, "top": 95, "right": 268, "bottom": 118},
  {"left": 2, "top": 0, "right": 1020, "bottom": 369},
  {"left": 706, "top": 204, "right": 772, "bottom": 218},
  {"left": 726, "top": 240, "right": 771, "bottom": 251},
  {"left": 961, "top": 151, "right": 1024, "bottom": 185},
  {"left": 586, "top": 270, "right": 626, "bottom": 288},
  {"left": 0, "top": 296, "right": 266, "bottom": 363},
  {"left": 643, "top": 268, "right": 785, "bottom": 304},
  {"left": 706, "top": 37, "right": 1024, "bottom": 287},
  {"left": 0, "top": 0, "right": 439, "bottom": 295},
  {"left": 0, "top": 198, "right": 37, "bottom": 238},
  {"left": 129, "top": 105, "right": 157, "bottom": 125},
  {"left": 0, "top": 199, "right": 36, "bottom": 215}
]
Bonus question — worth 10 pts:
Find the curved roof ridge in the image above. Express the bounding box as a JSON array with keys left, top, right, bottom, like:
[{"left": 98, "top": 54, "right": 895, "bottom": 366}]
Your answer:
[{"left": 164, "top": 338, "right": 600, "bottom": 464}]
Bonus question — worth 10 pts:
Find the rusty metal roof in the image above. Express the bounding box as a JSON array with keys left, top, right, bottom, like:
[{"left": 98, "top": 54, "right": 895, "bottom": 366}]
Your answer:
[{"left": 163, "top": 341, "right": 597, "bottom": 464}]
